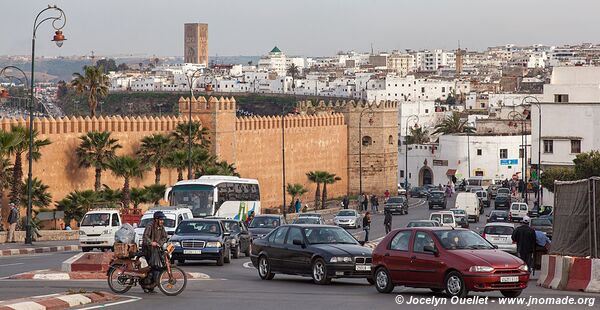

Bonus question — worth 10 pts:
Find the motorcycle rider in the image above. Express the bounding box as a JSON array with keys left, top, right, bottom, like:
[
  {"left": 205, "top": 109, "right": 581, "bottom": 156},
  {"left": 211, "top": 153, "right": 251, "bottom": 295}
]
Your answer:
[{"left": 143, "top": 211, "right": 168, "bottom": 293}]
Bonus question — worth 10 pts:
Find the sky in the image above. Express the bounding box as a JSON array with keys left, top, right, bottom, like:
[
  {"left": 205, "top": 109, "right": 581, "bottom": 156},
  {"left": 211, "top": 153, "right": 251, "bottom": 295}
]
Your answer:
[{"left": 1, "top": 0, "right": 599, "bottom": 58}]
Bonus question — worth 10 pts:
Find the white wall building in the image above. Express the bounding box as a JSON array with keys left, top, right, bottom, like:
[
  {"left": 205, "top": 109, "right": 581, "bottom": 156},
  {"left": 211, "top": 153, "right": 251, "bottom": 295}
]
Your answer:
[{"left": 258, "top": 46, "right": 287, "bottom": 75}]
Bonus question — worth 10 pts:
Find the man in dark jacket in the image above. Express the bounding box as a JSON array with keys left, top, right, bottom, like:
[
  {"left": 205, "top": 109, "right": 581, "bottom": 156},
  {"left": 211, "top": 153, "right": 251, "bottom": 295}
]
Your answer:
[
  {"left": 142, "top": 211, "right": 168, "bottom": 292},
  {"left": 511, "top": 216, "right": 536, "bottom": 272},
  {"left": 7, "top": 203, "right": 18, "bottom": 243},
  {"left": 342, "top": 196, "right": 349, "bottom": 209},
  {"left": 383, "top": 210, "right": 392, "bottom": 234}
]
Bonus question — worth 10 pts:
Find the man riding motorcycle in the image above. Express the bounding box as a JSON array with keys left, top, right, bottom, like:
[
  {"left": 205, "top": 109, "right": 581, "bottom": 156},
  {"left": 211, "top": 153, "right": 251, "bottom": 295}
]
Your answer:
[{"left": 142, "top": 211, "right": 168, "bottom": 293}]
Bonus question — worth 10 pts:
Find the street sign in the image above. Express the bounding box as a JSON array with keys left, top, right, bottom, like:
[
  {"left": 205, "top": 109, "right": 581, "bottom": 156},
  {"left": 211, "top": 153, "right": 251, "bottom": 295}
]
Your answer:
[{"left": 500, "top": 159, "right": 518, "bottom": 166}]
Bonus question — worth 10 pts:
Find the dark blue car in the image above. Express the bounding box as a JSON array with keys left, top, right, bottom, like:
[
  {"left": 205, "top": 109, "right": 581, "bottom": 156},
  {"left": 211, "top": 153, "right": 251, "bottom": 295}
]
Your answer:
[{"left": 170, "top": 219, "right": 232, "bottom": 266}]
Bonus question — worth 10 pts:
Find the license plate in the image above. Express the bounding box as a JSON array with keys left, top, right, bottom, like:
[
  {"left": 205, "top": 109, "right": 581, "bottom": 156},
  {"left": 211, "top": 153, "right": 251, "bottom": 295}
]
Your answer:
[
  {"left": 183, "top": 250, "right": 202, "bottom": 254},
  {"left": 497, "top": 217, "right": 505, "bottom": 220},
  {"left": 355, "top": 265, "right": 371, "bottom": 271},
  {"left": 500, "top": 276, "right": 519, "bottom": 283},
  {"left": 336, "top": 271, "right": 344, "bottom": 276}
]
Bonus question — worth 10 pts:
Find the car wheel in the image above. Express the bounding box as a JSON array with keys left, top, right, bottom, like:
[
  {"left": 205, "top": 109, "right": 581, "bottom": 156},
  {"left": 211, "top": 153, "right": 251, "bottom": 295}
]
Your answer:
[
  {"left": 258, "top": 256, "right": 275, "bottom": 280},
  {"left": 232, "top": 244, "right": 240, "bottom": 259},
  {"left": 374, "top": 267, "right": 394, "bottom": 293},
  {"left": 445, "top": 271, "right": 468, "bottom": 298},
  {"left": 224, "top": 248, "right": 232, "bottom": 264},
  {"left": 311, "top": 258, "right": 331, "bottom": 285},
  {"left": 501, "top": 290, "right": 523, "bottom": 298}
]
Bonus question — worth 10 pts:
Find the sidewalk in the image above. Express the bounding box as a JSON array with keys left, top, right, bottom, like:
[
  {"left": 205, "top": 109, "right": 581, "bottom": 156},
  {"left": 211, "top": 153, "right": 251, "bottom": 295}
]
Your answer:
[{"left": 0, "top": 240, "right": 79, "bottom": 257}]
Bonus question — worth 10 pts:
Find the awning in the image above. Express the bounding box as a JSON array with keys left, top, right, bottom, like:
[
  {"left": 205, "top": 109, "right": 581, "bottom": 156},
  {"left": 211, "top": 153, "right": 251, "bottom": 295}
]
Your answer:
[{"left": 446, "top": 169, "right": 457, "bottom": 176}]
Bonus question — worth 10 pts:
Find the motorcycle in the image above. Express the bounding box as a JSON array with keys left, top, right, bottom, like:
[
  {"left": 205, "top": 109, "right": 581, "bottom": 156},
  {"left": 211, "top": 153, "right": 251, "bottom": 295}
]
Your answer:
[{"left": 107, "top": 243, "right": 187, "bottom": 296}]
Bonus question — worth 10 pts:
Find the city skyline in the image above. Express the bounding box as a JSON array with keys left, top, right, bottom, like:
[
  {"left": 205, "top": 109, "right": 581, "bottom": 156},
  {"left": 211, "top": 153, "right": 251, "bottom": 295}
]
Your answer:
[{"left": 2, "top": 0, "right": 600, "bottom": 57}]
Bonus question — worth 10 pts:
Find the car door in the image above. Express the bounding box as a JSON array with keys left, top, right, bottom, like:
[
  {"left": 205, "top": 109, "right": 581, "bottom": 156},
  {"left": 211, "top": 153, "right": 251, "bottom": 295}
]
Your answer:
[
  {"left": 267, "top": 227, "right": 289, "bottom": 271},
  {"left": 408, "top": 231, "right": 444, "bottom": 286},
  {"left": 238, "top": 222, "right": 251, "bottom": 252},
  {"left": 383, "top": 230, "right": 413, "bottom": 285},
  {"left": 283, "top": 227, "right": 311, "bottom": 274}
]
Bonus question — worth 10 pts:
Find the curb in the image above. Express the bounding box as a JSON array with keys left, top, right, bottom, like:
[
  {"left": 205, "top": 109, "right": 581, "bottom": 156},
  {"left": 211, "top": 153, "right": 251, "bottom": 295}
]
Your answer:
[
  {"left": 7, "top": 270, "right": 210, "bottom": 281},
  {"left": 0, "top": 245, "right": 80, "bottom": 257},
  {"left": 0, "top": 291, "right": 117, "bottom": 310}
]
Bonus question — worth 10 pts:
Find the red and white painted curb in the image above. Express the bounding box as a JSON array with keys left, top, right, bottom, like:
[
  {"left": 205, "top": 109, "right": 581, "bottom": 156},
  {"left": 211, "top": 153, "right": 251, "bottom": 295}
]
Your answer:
[
  {"left": 538, "top": 254, "right": 600, "bottom": 293},
  {"left": 0, "top": 245, "right": 79, "bottom": 257},
  {"left": 6, "top": 270, "right": 210, "bottom": 281},
  {"left": 0, "top": 291, "right": 118, "bottom": 310}
]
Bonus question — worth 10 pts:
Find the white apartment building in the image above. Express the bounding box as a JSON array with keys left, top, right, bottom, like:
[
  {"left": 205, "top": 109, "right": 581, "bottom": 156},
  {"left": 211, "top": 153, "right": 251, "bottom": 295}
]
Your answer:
[
  {"left": 387, "top": 53, "right": 414, "bottom": 76},
  {"left": 413, "top": 50, "right": 456, "bottom": 71},
  {"left": 366, "top": 75, "right": 467, "bottom": 102},
  {"left": 258, "top": 46, "right": 287, "bottom": 75}
]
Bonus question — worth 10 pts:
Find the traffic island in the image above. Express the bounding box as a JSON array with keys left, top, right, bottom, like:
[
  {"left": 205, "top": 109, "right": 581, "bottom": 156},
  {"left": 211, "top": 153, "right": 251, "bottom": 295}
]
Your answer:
[
  {"left": 0, "top": 291, "right": 119, "bottom": 310},
  {"left": 7, "top": 269, "right": 210, "bottom": 281}
]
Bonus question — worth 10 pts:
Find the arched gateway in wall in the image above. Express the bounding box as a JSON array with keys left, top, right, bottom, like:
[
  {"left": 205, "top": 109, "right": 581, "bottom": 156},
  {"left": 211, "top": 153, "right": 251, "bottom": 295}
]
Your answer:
[{"left": 419, "top": 166, "right": 434, "bottom": 186}]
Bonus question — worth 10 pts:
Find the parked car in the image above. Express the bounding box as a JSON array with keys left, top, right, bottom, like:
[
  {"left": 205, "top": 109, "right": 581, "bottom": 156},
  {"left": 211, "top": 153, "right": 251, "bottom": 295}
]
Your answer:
[
  {"left": 487, "top": 210, "right": 510, "bottom": 223},
  {"left": 530, "top": 218, "right": 553, "bottom": 239},
  {"left": 428, "top": 191, "right": 447, "bottom": 210},
  {"left": 455, "top": 192, "right": 481, "bottom": 223},
  {"left": 494, "top": 193, "right": 512, "bottom": 210},
  {"left": 135, "top": 207, "right": 193, "bottom": 246},
  {"left": 509, "top": 202, "right": 529, "bottom": 222},
  {"left": 384, "top": 196, "right": 408, "bottom": 215},
  {"left": 372, "top": 227, "right": 529, "bottom": 297},
  {"left": 409, "top": 186, "right": 430, "bottom": 198},
  {"left": 79, "top": 209, "right": 122, "bottom": 252},
  {"left": 293, "top": 217, "right": 326, "bottom": 225},
  {"left": 482, "top": 223, "right": 517, "bottom": 254},
  {"left": 407, "top": 220, "right": 441, "bottom": 228},
  {"left": 467, "top": 186, "right": 484, "bottom": 193},
  {"left": 476, "top": 190, "right": 490, "bottom": 208},
  {"left": 169, "top": 219, "right": 233, "bottom": 266},
  {"left": 497, "top": 188, "right": 511, "bottom": 196},
  {"left": 429, "top": 211, "right": 457, "bottom": 228},
  {"left": 251, "top": 225, "right": 374, "bottom": 285},
  {"left": 248, "top": 215, "right": 287, "bottom": 239},
  {"left": 448, "top": 209, "right": 469, "bottom": 228},
  {"left": 487, "top": 184, "right": 501, "bottom": 199},
  {"left": 333, "top": 209, "right": 362, "bottom": 229},
  {"left": 221, "top": 219, "right": 253, "bottom": 258},
  {"left": 298, "top": 213, "right": 322, "bottom": 219},
  {"left": 397, "top": 184, "right": 407, "bottom": 196}
]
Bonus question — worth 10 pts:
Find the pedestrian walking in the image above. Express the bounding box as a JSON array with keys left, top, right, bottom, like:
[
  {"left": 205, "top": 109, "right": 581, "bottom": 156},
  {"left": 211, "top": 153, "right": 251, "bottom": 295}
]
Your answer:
[
  {"left": 384, "top": 190, "right": 390, "bottom": 203},
  {"left": 511, "top": 216, "right": 536, "bottom": 272},
  {"left": 370, "top": 195, "right": 379, "bottom": 213},
  {"left": 361, "top": 194, "right": 369, "bottom": 212},
  {"left": 295, "top": 198, "right": 302, "bottom": 213},
  {"left": 342, "top": 196, "right": 349, "bottom": 209},
  {"left": 363, "top": 212, "right": 371, "bottom": 242},
  {"left": 6, "top": 203, "right": 19, "bottom": 243},
  {"left": 384, "top": 210, "right": 392, "bottom": 234}
]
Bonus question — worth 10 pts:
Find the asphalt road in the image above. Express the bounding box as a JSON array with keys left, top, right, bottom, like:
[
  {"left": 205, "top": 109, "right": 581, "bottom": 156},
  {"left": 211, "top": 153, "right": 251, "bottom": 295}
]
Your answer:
[{"left": 0, "top": 197, "right": 597, "bottom": 309}]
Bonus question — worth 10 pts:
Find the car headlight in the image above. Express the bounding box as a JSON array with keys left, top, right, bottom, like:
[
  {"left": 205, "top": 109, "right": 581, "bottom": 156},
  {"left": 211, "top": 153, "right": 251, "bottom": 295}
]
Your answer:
[
  {"left": 205, "top": 241, "right": 222, "bottom": 248},
  {"left": 79, "top": 230, "right": 86, "bottom": 235},
  {"left": 330, "top": 256, "right": 353, "bottom": 263},
  {"left": 518, "top": 264, "right": 529, "bottom": 272},
  {"left": 469, "top": 266, "right": 495, "bottom": 272},
  {"left": 169, "top": 241, "right": 181, "bottom": 247}
]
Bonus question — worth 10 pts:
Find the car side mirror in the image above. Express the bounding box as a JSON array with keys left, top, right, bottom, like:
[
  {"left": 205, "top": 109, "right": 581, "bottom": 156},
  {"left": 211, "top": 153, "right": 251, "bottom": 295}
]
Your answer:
[
  {"left": 292, "top": 239, "right": 305, "bottom": 247},
  {"left": 423, "top": 245, "right": 438, "bottom": 256}
]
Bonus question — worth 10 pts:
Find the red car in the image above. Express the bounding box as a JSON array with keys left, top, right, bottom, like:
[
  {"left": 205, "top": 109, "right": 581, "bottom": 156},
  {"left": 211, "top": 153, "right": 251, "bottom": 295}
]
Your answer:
[{"left": 371, "top": 227, "right": 529, "bottom": 297}]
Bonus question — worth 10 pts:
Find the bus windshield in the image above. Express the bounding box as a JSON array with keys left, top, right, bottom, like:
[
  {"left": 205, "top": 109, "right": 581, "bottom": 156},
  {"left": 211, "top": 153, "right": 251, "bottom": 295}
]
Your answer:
[{"left": 170, "top": 185, "right": 215, "bottom": 217}]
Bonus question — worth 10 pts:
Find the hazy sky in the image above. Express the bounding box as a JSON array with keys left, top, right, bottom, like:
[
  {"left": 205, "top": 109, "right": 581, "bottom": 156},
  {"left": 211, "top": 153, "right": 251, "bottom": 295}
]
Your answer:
[{"left": 2, "top": 0, "right": 599, "bottom": 58}]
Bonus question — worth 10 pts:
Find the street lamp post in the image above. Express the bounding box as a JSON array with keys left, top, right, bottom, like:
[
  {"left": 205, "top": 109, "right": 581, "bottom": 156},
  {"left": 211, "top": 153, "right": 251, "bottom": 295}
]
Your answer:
[
  {"left": 185, "top": 68, "right": 205, "bottom": 179},
  {"left": 509, "top": 111, "right": 528, "bottom": 202},
  {"left": 26, "top": 5, "right": 66, "bottom": 245},
  {"left": 0, "top": 66, "right": 30, "bottom": 117},
  {"left": 523, "top": 96, "right": 542, "bottom": 206},
  {"left": 404, "top": 115, "right": 419, "bottom": 190},
  {"left": 281, "top": 103, "right": 295, "bottom": 217},
  {"left": 359, "top": 107, "right": 374, "bottom": 196}
]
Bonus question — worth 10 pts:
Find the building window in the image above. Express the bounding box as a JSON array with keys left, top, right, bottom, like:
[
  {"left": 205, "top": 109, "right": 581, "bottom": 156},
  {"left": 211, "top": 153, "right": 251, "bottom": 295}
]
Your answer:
[
  {"left": 425, "top": 109, "right": 429, "bottom": 113},
  {"left": 499, "top": 149, "right": 508, "bottom": 159},
  {"left": 421, "top": 87, "right": 425, "bottom": 93},
  {"left": 362, "top": 136, "right": 372, "bottom": 146},
  {"left": 442, "top": 87, "right": 445, "bottom": 92},
  {"left": 554, "top": 94, "right": 569, "bottom": 103},
  {"left": 571, "top": 140, "right": 581, "bottom": 154},
  {"left": 477, "top": 149, "right": 482, "bottom": 156},
  {"left": 544, "top": 140, "right": 553, "bottom": 154},
  {"left": 388, "top": 135, "right": 394, "bottom": 145},
  {"left": 400, "top": 170, "right": 404, "bottom": 178}
]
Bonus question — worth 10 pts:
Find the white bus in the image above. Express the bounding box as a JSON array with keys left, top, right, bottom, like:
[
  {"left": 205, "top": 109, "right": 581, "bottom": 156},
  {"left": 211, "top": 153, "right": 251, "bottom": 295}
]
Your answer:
[{"left": 164, "top": 175, "right": 260, "bottom": 220}]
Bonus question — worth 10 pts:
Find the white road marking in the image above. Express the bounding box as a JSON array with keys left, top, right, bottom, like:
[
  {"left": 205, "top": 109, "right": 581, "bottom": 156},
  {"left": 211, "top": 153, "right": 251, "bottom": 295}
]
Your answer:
[
  {"left": 78, "top": 296, "right": 142, "bottom": 310},
  {"left": 0, "top": 263, "right": 24, "bottom": 267}
]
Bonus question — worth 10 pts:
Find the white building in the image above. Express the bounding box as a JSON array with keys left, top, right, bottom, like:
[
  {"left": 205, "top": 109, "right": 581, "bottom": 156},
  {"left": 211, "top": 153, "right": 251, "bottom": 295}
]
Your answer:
[
  {"left": 258, "top": 46, "right": 287, "bottom": 75},
  {"left": 413, "top": 50, "right": 456, "bottom": 71},
  {"left": 366, "top": 75, "right": 466, "bottom": 102}
]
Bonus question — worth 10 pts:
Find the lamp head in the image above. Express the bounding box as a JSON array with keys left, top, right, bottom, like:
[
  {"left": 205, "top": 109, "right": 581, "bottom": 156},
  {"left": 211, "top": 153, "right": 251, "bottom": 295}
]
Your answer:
[{"left": 52, "top": 30, "right": 66, "bottom": 47}]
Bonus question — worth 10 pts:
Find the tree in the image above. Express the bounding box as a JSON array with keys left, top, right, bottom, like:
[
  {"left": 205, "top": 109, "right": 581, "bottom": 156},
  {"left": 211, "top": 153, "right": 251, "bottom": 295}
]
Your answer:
[
  {"left": 406, "top": 126, "right": 430, "bottom": 145},
  {"left": 138, "top": 134, "right": 172, "bottom": 184},
  {"left": 306, "top": 171, "right": 329, "bottom": 210},
  {"left": 56, "top": 190, "right": 100, "bottom": 224},
  {"left": 540, "top": 167, "right": 577, "bottom": 193},
  {"left": 144, "top": 184, "right": 166, "bottom": 207},
  {"left": 19, "top": 177, "right": 52, "bottom": 208},
  {"left": 107, "top": 155, "right": 148, "bottom": 208},
  {"left": 9, "top": 126, "right": 51, "bottom": 206},
  {"left": 0, "top": 131, "right": 19, "bottom": 195},
  {"left": 321, "top": 172, "right": 341, "bottom": 209},
  {"left": 286, "top": 183, "right": 308, "bottom": 213},
  {"left": 433, "top": 112, "right": 475, "bottom": 135},
  {"left": 130, "top": 187, "right": 149, "bottom": 209},
  {"left": 189, "top": 146, "right": 214, "bottom": 177},
  {"left": 95, "top": 59, "right": 118, "bottom": 73},
  {"left": 287, "top": 63, "right": 300, "bottom": 92},
  {"left": 202, "top": 160, "right": 239, "bottom": 177},
  {"left": 117, "top": 63, "right": 129, "bottom": 71},
  {"left": 573, "top": 150, "right": 600, "bottom": 179},
  {"left": 57, "top": 80, "right": 69, "bottom": 98},
  {"left": 71, "top": 65, "right": 110, "bottom": 117},
  {"left": 76, "top": 131, "right": 122, "bottom": 192},
  {"left": 171, "top": 121, "right": 210, "bottom": 150},
  {"left": 164, "top": 150, "right": 187, "bottom": 181}
]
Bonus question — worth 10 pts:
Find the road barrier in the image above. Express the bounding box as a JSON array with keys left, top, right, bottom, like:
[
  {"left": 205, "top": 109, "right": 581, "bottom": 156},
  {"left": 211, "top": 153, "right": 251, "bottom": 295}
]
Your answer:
[{"left": 539, "top": 254, "right": 600, "bottom": 293}]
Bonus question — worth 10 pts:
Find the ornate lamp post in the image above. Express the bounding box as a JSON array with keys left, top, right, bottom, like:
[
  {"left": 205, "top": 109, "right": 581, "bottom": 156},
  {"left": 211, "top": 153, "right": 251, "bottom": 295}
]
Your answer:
[
  {"left": 404, "top": 115, "right": 419, "bottom": 190},
  {"left": 26, "top": 5, "right": 66, "bottom": 244},
  {"left": 185, "top": 68, "right": 203, "bottom": 179},
  {"left": 0, "top": 66, "right": 30, "bottom": 117},
  {"left": 523, "top": 96, "right": 542, "bottom": 206},
  {"left": 509, "top": 111, "right": 528, "bottom": 202}
]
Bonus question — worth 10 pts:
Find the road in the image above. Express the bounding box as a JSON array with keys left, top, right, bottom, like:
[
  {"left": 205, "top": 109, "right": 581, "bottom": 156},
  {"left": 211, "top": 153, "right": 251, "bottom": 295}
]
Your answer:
[{"left": 0, "top": 197, "right": 597, "bottom": 309}]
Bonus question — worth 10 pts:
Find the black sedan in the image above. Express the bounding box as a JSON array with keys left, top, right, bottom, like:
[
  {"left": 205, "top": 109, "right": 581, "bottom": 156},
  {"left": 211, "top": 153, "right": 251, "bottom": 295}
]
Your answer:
[
  {"left": 169, "top": 219, "right": 232, "bottom": 266},
  {"left": 487, "top": 210, "right": 510, "bottom": 223},
  {"left": 222, "top": 219, "right": 253, "bottom": 258},
  {"left": 248, "top": 215, "right": 287, "bottom": 239},
  {"left": 428, "top": 190, "right": 447, "bottom": 209},
  {"left": 250, "top": 224, "right": 374, "bottom": 285},
  {"left": 494, "top": 193, "right": 511, "bottom": 210},
  {"left": 409, "top": 186, "right": 430, "bottom": 198},
  {"left": 384, "top": 196, "right": 408, "bottom": 215}
]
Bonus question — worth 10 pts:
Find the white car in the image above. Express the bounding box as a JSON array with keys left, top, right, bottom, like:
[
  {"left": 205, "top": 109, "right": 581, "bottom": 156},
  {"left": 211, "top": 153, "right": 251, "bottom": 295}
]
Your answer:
[
  {"left": 509, "top": 202, "right": 529, "bottom": 222},
  {"left": 397, "top": 184, "right": 407, "bottom": 196},
  {"left": 455, "top": 192, "right": 481, "bottom": 223},
  {"left": 429, "top": 211, "right": 457, "bottom": 228},
  {"left": 333, "top": 209, "right": 361, "bottom": 229},
  {"left": 482, "top": 222, "right": 517, "bottom": 254},
  {"left": 134, "top": 208, "right": 193, "bottom": 246},
  {"left": 79, "top": 209, "right": 122, "bottom": 252}
]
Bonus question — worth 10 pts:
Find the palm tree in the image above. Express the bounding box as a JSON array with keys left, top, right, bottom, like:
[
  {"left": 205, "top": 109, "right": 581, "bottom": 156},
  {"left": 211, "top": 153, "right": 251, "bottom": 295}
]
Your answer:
[
  {"left": 189, "top": 146, "right": 214, "bottom": 177},
  {"left": 76, "top": 131, "right": 122, "bottom": 192},
  {"left": 0, "top": 131, "right": 19, "bottom": 196},
  {"left": 138, "top": 134, "right": 171, "bottom": 184},
  {"left": 171, "top": 121, "right": 210, "bottom": 150},
  {"left": 306, "top": 171, "right": 329, "bottom": 210},
  {"left": 287, "top": 63, "right": 300, "bottom": 93},
  {"left": 107, "top": 155, "right": 149, "bottom": 208},
  {"left": 321, "top": 172, "right": 341, "bottom": 209},
  {"left": 406, "top": 126, "right": 430, "bottom": 145},
  {"left": 433, "top": 112, "right": 475, "bottom": 135},
  {"left": 286, "top": 183, "right": 308, "bottom": 213},
  {"left": 9, "top": 126, "right": 51, "bottom": 206},
  {"left": 144, "top": 184, "right": 166, "bottom": 207},
  {"left": 19, "top": 177, "right": 52, "bottom": 208},
  {"left": 202, "top": 160, "right": 239, "bottom": 177},
  {"left": 98, "top": 185, "right": 122, "bottom": 207},
  {"left": 164, "top": 150, "right": 187, "bottom": 181},
  {"left": 130, "top": 187, "right": 149, "bottom": 209},
  {"left": 71, "top": 65, "right": 110, "bottom": 117},
  {"left": 56, "top": 190, "right": 100, "bottom": 224}
]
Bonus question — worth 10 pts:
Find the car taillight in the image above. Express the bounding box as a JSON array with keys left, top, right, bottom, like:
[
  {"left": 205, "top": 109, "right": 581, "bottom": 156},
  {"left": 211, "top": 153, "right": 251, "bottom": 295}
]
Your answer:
[{"left": 482, "top": 233, "right": 486, "bottom": 238}]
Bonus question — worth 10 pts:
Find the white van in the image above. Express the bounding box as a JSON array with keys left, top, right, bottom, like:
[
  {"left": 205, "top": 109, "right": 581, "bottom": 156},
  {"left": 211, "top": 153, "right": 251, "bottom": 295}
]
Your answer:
[
  {"left": 79, "top": 209, "right": 122, "bottom": 252},
  {"left": 134, "top": 208, "right": 193, "bottom": 246},
  {"left": 455, "top": 192, "right": 481, "bottom": 223},
  {"left": 509, "top": 202, "right": 529, "bottom": 221},
  {"left": 429, "top": 211, "right": 457, "bottom": 228}
]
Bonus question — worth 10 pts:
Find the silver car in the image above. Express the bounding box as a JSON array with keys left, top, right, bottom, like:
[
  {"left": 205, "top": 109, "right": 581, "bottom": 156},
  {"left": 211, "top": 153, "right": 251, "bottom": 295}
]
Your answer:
[{"left": 333, "top": 209, "right": 361, "bottom": 229}]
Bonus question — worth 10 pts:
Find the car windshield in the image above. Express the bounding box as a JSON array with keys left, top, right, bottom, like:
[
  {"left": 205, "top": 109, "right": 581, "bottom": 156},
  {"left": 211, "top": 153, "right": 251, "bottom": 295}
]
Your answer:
[
  {"left": 430, "top": 192, "right": 444, "bottom": 198},
  {"left": 442, "top": 214, "right": 454, "bottom": 224},
  {"left": 408, "top": 221, "right": 434, "bottom": 227},
  {"left": 450, "top": 209, "right": 466, "bottom": 215},
  {"left": 491, "top": 211, "right": 508, "bottom": 217},
  {"left": 223, "top": 221, "right": 241, "bottom": 233},
  {"left": 170, "top": 185, "right": 214, "bottom": 217},
  {"left": 387, "top": 197, "right": 405, "bottom": 204},
  {"left": 484, "top": 225, "right": 514, "bottom": 235},
  {"left": 81, "top": 213, "right": 111, "bottom": 227},
  {"left": 531, "top": 219, "right": 552, "bottom": 226},
  {"left": 299, "top": 213, "right": 320, "bottom": 218},
  {"left": 434, "top": 230, "right": 494, "bottom": 250},
  {"left": 304, "top": 227, "right": 358, "bottom": 244},
  {"left": 337, "top": 210, "right": 356, "bottom": 216},
  {"left": 175, "top": 221, "right": 221, "bottom": 235},
  {"left": 498, "top": 189, "right": 510, "bottom": 194},
  {"left": 138, "top": 217, "right": 176, "bottom": 228},
  {"left": 293, "top": 217, "right": 321, "bottom": 224},
  {"left": 430, "top": 214, "right": 441, "bottom": 223},
  {"left": 249, "top": 217, "right": 281, "bottom": 228},
  {"left": 476, "top": 192, "right": 484, "bottom": 197}
]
